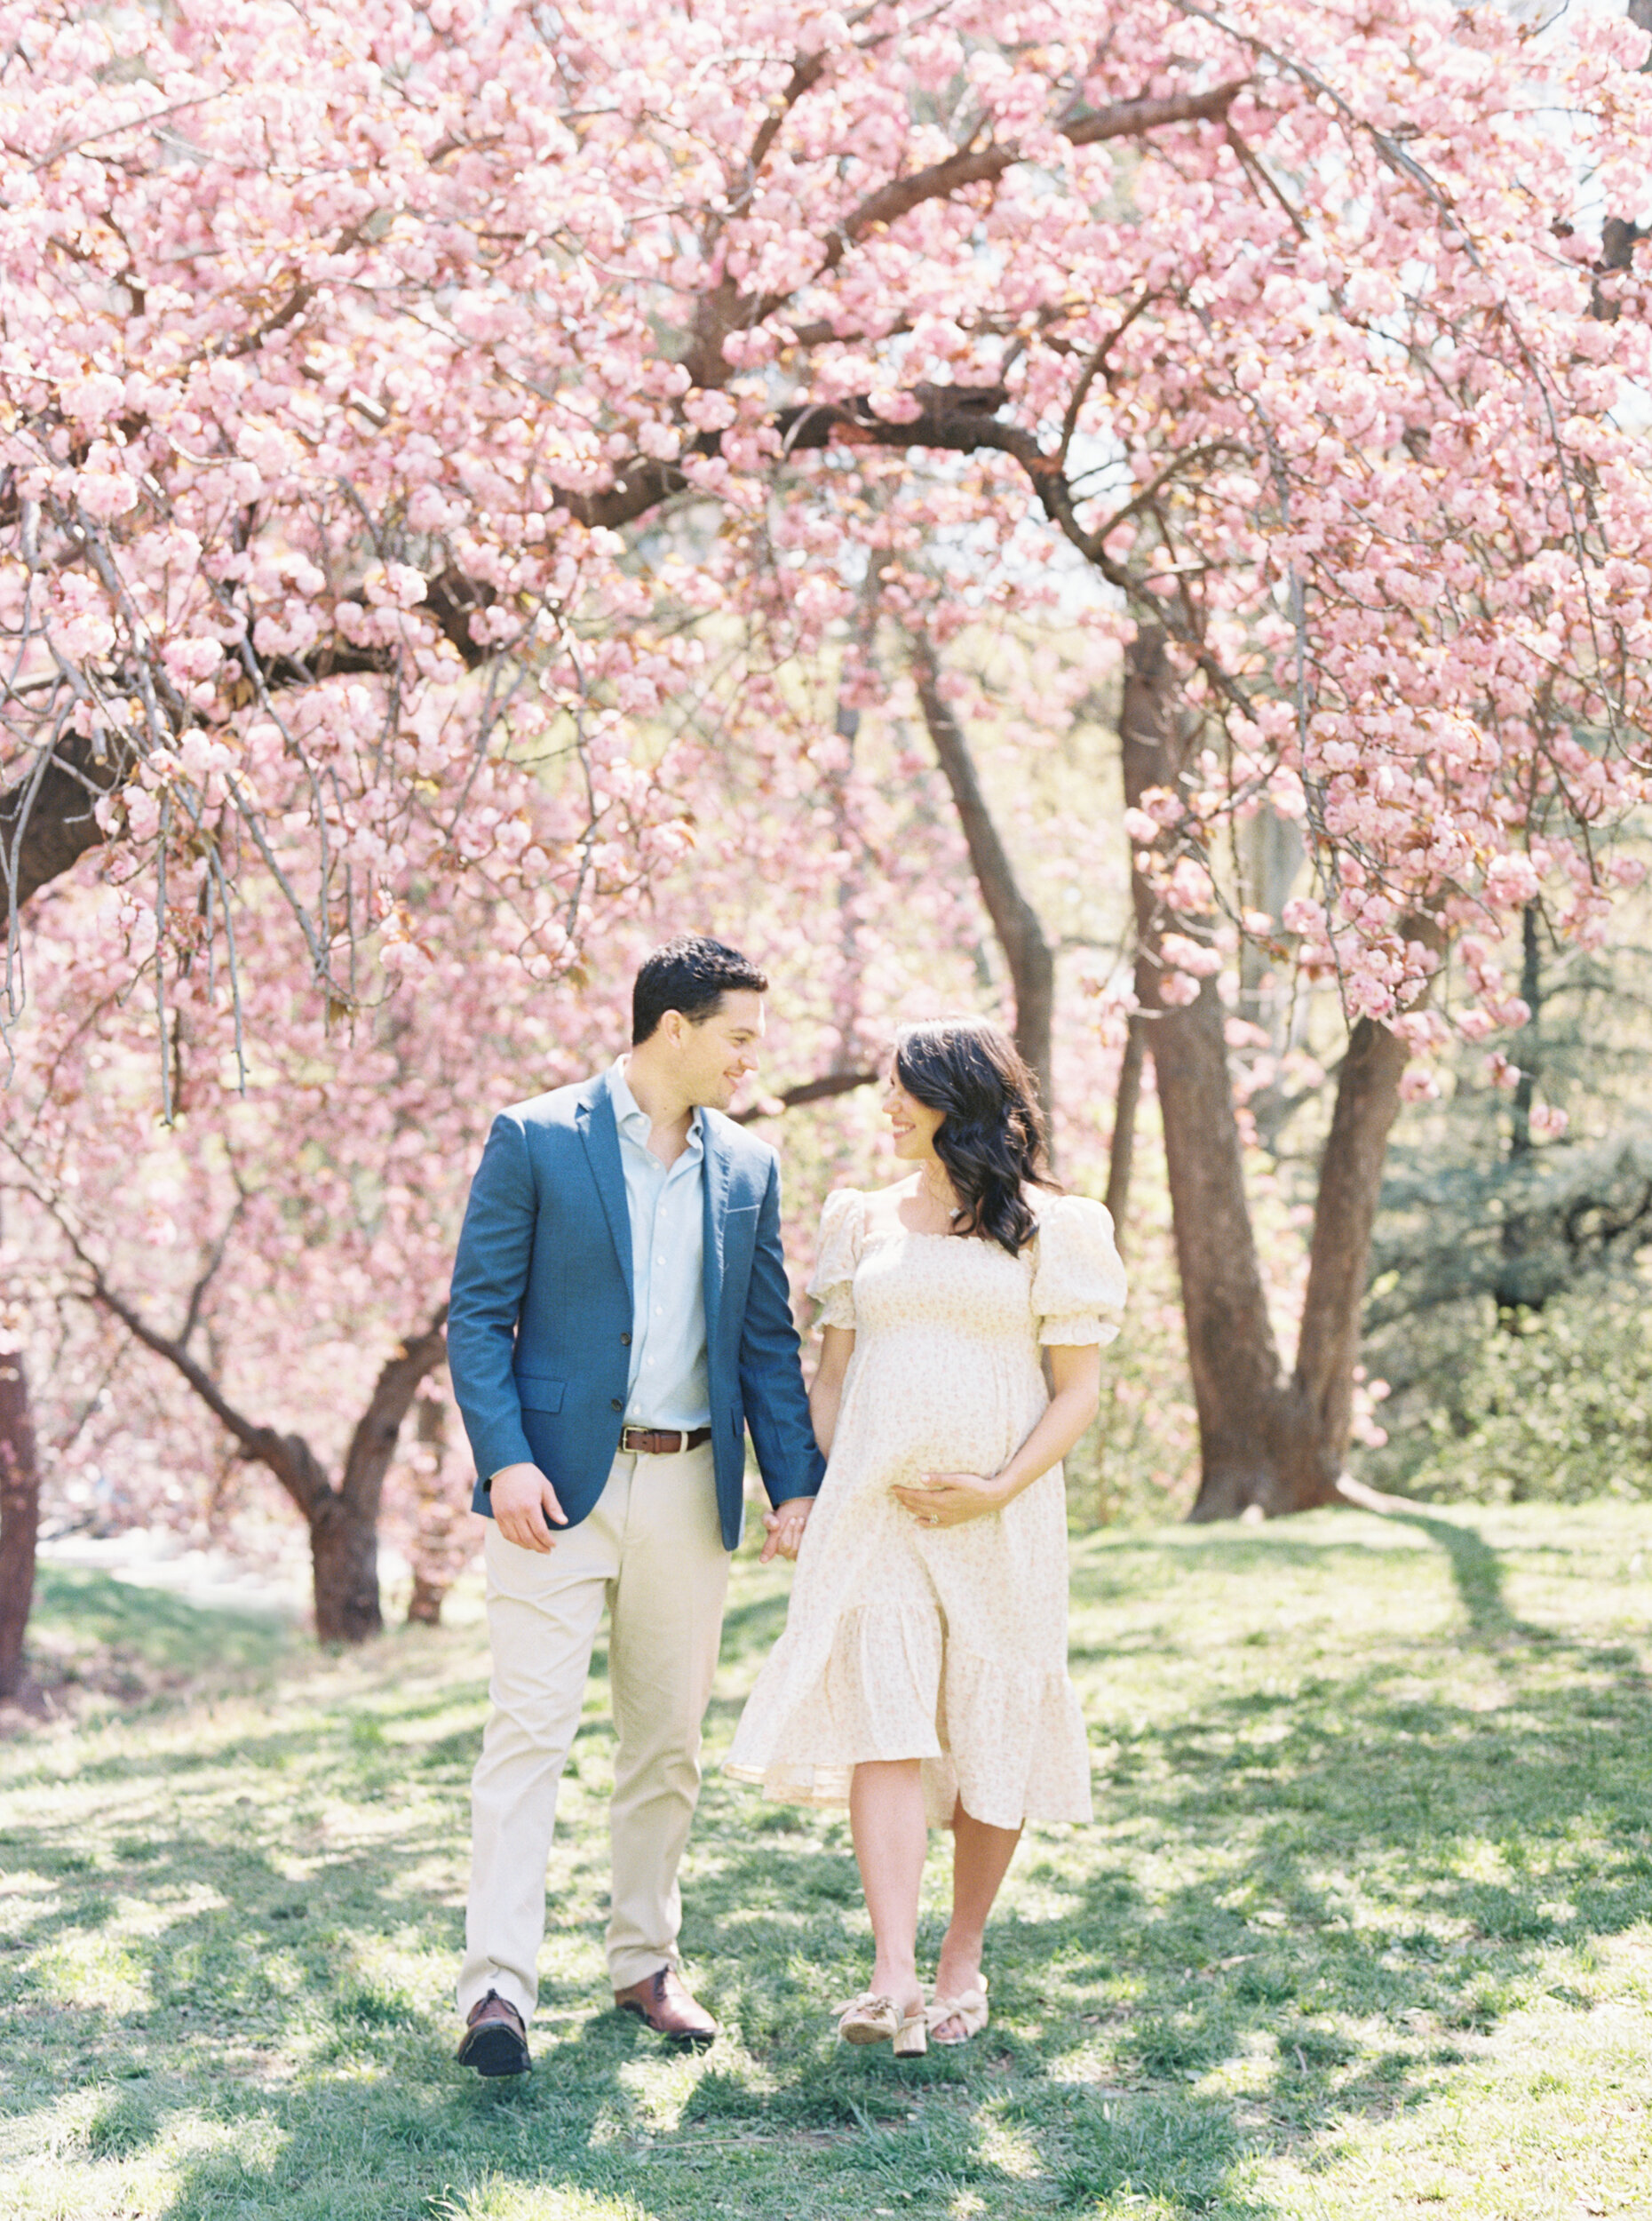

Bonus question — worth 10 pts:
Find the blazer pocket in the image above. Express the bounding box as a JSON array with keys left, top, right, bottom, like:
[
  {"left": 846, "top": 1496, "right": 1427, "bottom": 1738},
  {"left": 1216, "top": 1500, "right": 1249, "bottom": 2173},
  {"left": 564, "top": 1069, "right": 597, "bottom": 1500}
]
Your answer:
[{"left": 514, "top": 1373, "right": 566, "bottom": 1413}]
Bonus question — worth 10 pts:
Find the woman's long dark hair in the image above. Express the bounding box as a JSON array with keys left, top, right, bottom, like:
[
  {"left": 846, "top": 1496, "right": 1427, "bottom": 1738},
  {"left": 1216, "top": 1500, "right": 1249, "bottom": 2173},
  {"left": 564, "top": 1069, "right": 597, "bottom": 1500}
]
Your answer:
[{"left": 894, "top": 1017, "right": 1057, "bottom": 1254}]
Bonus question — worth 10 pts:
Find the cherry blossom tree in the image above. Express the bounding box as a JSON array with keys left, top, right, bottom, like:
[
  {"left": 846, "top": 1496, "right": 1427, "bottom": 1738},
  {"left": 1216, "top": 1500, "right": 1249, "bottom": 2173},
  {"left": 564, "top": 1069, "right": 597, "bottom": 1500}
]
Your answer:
[
  {"left": 3, "top": 675, "right": 986, "bottom": 1651},
  {"left": 4, "top": 0, "right": 1652, "bottom": 1548},
  {"left": 4, "top": 877, "right": 507, "bottom": 1641}
]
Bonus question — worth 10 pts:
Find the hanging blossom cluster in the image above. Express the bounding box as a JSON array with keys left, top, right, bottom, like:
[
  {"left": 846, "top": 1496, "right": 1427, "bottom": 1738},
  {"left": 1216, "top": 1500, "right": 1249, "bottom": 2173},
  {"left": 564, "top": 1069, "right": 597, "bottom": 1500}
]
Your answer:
[
  {"left": 4, "top": 0, "right": 1651, "bottom": 1094},
  {"left": 1, "top": 674, "right": 994, "bottom": 1548},
  {"left": 0, "top": 0, "right": 716, "bottom": 1073}
]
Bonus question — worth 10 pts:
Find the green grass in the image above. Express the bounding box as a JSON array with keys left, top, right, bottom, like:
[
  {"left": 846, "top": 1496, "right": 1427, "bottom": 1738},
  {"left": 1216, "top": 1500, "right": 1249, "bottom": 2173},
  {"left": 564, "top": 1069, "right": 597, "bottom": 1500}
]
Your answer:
[
  {"left": 3, "top": 1502, "right": 1651, "bottom": 2219},
  {"left": 18, "top": 1562, "right": 295, "bottom": 1706}
]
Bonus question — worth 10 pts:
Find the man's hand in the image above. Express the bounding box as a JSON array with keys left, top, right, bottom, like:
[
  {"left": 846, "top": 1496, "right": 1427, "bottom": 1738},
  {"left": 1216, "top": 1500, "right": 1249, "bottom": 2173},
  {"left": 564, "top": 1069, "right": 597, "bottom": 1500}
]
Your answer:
[
  {"left": 489, "top": 1462, "right": 569, "bottom": 1553},
  {"left": 760, "top": 1495, "right": 814, "bottom": 1564}
]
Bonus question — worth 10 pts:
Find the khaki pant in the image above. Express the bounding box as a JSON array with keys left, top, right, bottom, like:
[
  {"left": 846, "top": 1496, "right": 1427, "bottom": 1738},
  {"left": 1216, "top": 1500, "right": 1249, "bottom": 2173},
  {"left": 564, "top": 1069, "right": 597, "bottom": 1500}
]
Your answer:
[{"left": 458, "top": 1443, "right": 731, "bottom": 2018}]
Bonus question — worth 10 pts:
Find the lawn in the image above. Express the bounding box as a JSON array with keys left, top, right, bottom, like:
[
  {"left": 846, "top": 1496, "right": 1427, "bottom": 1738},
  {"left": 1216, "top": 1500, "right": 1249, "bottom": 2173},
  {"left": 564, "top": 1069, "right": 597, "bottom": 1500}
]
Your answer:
[{"left": 3, "top": 1502, "right": 1650, "bottom": 2221}]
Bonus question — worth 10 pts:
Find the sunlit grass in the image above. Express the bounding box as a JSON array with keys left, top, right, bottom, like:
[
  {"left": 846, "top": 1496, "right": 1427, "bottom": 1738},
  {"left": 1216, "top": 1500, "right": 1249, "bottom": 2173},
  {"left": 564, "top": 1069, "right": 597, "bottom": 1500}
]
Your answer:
[{"left": 3, "top": 1501, "right": 1650, "bottom": 2218}]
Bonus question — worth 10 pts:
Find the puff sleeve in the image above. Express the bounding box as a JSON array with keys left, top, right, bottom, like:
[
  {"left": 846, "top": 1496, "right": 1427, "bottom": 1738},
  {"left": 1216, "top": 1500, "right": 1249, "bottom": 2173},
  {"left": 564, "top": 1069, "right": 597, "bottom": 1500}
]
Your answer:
[
  {"left": 806, "top": 1187, "right": 864, "bottom": 1331},
  {"left": 1030, "top": 1194, "right": 1127, "bottom": 1347}
]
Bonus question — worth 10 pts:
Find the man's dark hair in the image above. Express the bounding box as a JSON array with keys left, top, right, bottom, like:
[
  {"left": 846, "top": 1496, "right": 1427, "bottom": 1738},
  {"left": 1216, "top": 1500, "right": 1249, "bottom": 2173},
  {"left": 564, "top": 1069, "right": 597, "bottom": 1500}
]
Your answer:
[{"left": 632, "top": 935, "right": 768, "bottom": 1045}]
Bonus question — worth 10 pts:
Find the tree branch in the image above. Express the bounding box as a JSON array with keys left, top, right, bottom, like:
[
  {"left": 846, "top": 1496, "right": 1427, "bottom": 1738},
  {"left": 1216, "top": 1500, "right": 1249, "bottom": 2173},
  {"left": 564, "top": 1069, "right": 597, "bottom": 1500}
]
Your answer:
[
  {"left": 87, "top": 1269, "right": 334, "bottom": 1520},
  {"left": 339, "top": 1305, "right": 449, "bottom": 1518},
  {"left": 730, "top": 1066, "right": 880, "bottom": 1124},
  {"left": 1, "top": 1145, "right": 334, "bottom": 1521},
  {"left": 178, "top": 1190, "right": 248, "bottom": 1349},
  {"left": 679, "top": 74, "right": 1245, "bottom": 408},
  {"left": 1103, "top": 1015, "right": 1146, "bottom": 1246},
  {"left": 819, "top": 82, "right": 1247, "bottom": 283},
  {"left": 909, "top": 632, "right": 1056, "bottom": 1125}
]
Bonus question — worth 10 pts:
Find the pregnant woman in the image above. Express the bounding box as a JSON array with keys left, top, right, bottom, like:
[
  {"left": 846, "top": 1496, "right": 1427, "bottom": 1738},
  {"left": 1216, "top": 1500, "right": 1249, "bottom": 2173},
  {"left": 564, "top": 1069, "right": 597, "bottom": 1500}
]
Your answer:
[{"left": 727, "top": 1017, "right": 1125, "bottom": 2054}]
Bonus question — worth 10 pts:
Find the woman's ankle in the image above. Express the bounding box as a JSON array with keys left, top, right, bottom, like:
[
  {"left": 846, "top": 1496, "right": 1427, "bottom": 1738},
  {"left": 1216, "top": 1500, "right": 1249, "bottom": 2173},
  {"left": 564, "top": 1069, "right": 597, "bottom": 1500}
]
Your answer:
[
  {"left": 870, "top": 1962, "right": 921, "bottom": 2007},
  {"left": 933, "top": 1937, "right": 983, "bottom": 1987}
]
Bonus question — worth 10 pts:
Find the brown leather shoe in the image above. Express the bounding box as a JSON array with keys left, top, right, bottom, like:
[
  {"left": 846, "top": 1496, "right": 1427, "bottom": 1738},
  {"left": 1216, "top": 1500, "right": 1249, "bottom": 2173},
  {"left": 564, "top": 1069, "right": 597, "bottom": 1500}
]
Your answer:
[
  {"left": 613, "top": 1966, "right": 718, "bottom": 2050},
  {"left": 456, "top": 1989, "right": 531, "bottom": 2077}
]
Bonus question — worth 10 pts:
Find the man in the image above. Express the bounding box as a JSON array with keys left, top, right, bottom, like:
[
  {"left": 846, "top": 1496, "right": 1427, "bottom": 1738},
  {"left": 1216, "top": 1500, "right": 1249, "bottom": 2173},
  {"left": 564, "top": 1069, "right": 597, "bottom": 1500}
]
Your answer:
[{"left": 445, "top": 936, "right": 823, "bottom": 2076}]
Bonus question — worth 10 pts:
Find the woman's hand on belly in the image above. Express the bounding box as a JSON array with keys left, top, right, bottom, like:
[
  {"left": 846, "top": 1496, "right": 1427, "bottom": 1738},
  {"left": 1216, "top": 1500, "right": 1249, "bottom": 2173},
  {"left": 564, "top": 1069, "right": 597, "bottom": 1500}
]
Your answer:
[{"left": 892, "top": 1469, "right": 1008, "bottom": 1530}]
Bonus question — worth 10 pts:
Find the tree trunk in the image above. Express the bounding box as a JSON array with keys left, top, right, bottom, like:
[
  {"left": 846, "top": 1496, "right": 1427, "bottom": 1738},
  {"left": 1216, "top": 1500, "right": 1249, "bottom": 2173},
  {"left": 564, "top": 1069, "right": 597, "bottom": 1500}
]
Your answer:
[
  {"left": 405, "top": 1389, "right": 453, "bottom": 1628},
  {"left": 909, "top": 633, "right": 1057, "bottom": 1132},
  {"left": 1148, "top": 966, "right": 1297, "bottom": 1517},
  {"left": 406, "top": 1572, "right": 445, "bottom": 1627},
  {"left": 309, "top": 1491, "right": 386, "bottom": 1644},
  {"left": 1122, "top": 629, "right": 1289, "bottom": 1511},
  {"left": 2, "top": 728, "right": 135, "bottom": 916},
  {"left": 1280, "top": 1014, "right": 1411, "bottom": 1508},
  {"left": 80, "top": 1246, "right": 448, "bottom": 1642},
  {"left": 1507, "top": 903, "right": 1542, "bottom": 1163},
  {"left": 1103, "top": 1016, "right": 1145, "bottom": 1250},
  {"left": 1121, "top": 625, "right": 1418, "bottom": 1520},
  {"left": 1496, "top": 904, "right": 1544, "bottom": 1313},
  {"left": 323, "top": 1317, "right": 450, "bottom": 1641},
  {"left": 0, "top": 1339, "right": 41, "bottom": 1701}
]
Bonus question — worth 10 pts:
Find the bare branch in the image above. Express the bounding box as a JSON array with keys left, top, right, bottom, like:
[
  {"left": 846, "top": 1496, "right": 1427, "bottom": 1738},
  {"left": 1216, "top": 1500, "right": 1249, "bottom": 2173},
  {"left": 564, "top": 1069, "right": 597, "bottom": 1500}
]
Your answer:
[
  {"left": 679, "top": 71, "right": 1245, "bottom": 405},
  {"left": 730, "top": 1066, "right": 879, "bottom": 1124},
  {"left": 88, "top": 1265, "right": 334, "bottom": 1520},
  {"left": 338, "top": 1305, "right": 450, "bottom": 1519},
  {"left": 817, "top": 82, "right": 1247, "bottom": 285},
  {"left": 179, "top": 1191, "right": 249, "bottom": 1349},
  {"left": 909, "top": 633, "right": 1055, "bottom": 1123}
]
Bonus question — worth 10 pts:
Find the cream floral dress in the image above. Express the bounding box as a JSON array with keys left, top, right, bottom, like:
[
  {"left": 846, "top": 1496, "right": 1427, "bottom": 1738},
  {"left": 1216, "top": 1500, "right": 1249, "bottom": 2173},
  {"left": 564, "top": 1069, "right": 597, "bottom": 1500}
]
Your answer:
[{"left": 727, "top": 1188, "right": 1126, "bottom": 1830}]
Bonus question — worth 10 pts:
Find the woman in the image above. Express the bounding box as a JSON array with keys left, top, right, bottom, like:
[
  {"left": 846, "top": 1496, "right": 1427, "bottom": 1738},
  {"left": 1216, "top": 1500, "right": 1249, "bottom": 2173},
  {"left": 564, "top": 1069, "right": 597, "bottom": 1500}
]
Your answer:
[{"left": 727, "top": 1017, "right": 1125, "bottom": 2054}]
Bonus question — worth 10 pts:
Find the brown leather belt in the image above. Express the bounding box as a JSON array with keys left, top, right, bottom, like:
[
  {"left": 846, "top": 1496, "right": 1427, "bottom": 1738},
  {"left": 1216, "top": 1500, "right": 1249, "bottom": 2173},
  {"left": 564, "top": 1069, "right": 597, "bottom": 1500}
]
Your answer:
[{"left": 620, "top": 1425, "right": 712, "bottom": 1455}]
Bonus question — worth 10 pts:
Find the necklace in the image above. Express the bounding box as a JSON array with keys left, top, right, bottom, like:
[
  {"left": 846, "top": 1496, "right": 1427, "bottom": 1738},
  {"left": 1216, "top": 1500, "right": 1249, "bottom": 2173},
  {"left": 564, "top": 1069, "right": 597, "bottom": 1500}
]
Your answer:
[{"left": 919, "top": 1166, "right": 964, "bottom": 1222}]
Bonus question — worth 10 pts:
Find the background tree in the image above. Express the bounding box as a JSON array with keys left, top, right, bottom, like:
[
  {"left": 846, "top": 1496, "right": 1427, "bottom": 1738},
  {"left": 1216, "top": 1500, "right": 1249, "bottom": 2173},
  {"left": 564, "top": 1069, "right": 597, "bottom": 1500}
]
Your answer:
[
  {"left": 5, "top": 0, "right": 1651, "bottom": 1556},
  {"left": 2, "top": 661, "right": 992, "bottom": 1649}
]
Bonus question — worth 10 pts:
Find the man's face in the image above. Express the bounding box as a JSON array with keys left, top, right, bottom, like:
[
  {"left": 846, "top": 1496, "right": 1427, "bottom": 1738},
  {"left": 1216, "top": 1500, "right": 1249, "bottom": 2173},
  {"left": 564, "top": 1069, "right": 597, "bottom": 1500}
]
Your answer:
[{"left": 679, "top": 990, "right": 766, "bottom": 1110}]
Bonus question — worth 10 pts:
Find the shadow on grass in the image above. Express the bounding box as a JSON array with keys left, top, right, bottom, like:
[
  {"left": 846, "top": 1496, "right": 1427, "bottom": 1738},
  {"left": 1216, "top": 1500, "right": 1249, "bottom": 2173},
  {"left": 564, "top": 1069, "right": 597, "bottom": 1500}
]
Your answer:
[
  {"left": 3, "top": 1529, "right": 1649, "bottom": 2219},
  {"left": 1079, "top": 1509, "right": 1600, "bottom": 1652},
  {"left": 14, "top": 1565, "right": 293, "bottom": 1713},
  {"left": 1382, "top": 1509, "right": 1518, "bottom": 1644}
]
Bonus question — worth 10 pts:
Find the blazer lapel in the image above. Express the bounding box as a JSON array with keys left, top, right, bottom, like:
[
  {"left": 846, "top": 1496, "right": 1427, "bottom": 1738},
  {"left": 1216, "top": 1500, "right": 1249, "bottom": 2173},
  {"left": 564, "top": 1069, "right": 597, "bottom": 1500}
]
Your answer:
[
  {"left": 700, "top": 1113, "right": 730, "bottom": 1354},
  {"left": 577, "top": 1081, "right": 633, "bottom": 1308}
]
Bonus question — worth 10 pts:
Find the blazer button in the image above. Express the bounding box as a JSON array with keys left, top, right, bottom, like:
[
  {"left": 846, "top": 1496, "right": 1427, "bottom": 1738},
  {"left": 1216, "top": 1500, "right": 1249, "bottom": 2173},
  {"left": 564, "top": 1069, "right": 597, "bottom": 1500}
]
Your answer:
[
  {"left": 620, "top": 1333, "right": 631, "bottom": 1346},
  {"left": 610, "top": 1397, "right": 623, "bottom": 1412}
]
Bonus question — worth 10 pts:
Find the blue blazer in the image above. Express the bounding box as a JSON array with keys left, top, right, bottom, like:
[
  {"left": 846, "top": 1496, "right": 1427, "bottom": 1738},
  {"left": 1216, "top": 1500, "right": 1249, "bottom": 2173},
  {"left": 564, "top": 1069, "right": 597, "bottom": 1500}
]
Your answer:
[{"left": 447, "top": 1068, "right": 825, "bottom": 1550}]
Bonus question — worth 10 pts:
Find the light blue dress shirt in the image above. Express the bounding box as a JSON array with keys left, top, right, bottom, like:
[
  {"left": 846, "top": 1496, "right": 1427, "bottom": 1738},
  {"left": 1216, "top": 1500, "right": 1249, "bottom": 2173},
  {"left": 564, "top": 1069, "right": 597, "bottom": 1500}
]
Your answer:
[{"left": 609, "top": 1059, "right": 711, "bottom": 1430}]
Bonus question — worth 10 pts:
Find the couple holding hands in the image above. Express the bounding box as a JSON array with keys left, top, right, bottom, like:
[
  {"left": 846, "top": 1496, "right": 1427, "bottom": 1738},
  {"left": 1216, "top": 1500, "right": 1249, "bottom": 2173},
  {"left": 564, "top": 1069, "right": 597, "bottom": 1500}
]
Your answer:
[{"left": 447, "top": 936, "right": 1126, "bottom": 2075}]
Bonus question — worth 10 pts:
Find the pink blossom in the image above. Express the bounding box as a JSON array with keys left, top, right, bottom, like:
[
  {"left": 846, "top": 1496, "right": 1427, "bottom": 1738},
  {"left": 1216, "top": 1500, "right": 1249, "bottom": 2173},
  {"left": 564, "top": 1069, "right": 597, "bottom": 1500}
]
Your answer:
[
  {"left": 1484, "top": 852, "right": 1541, "bottom": 906},
  {"left": 1160, "top": 932, "right": 1222, "bottom": 978}
]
